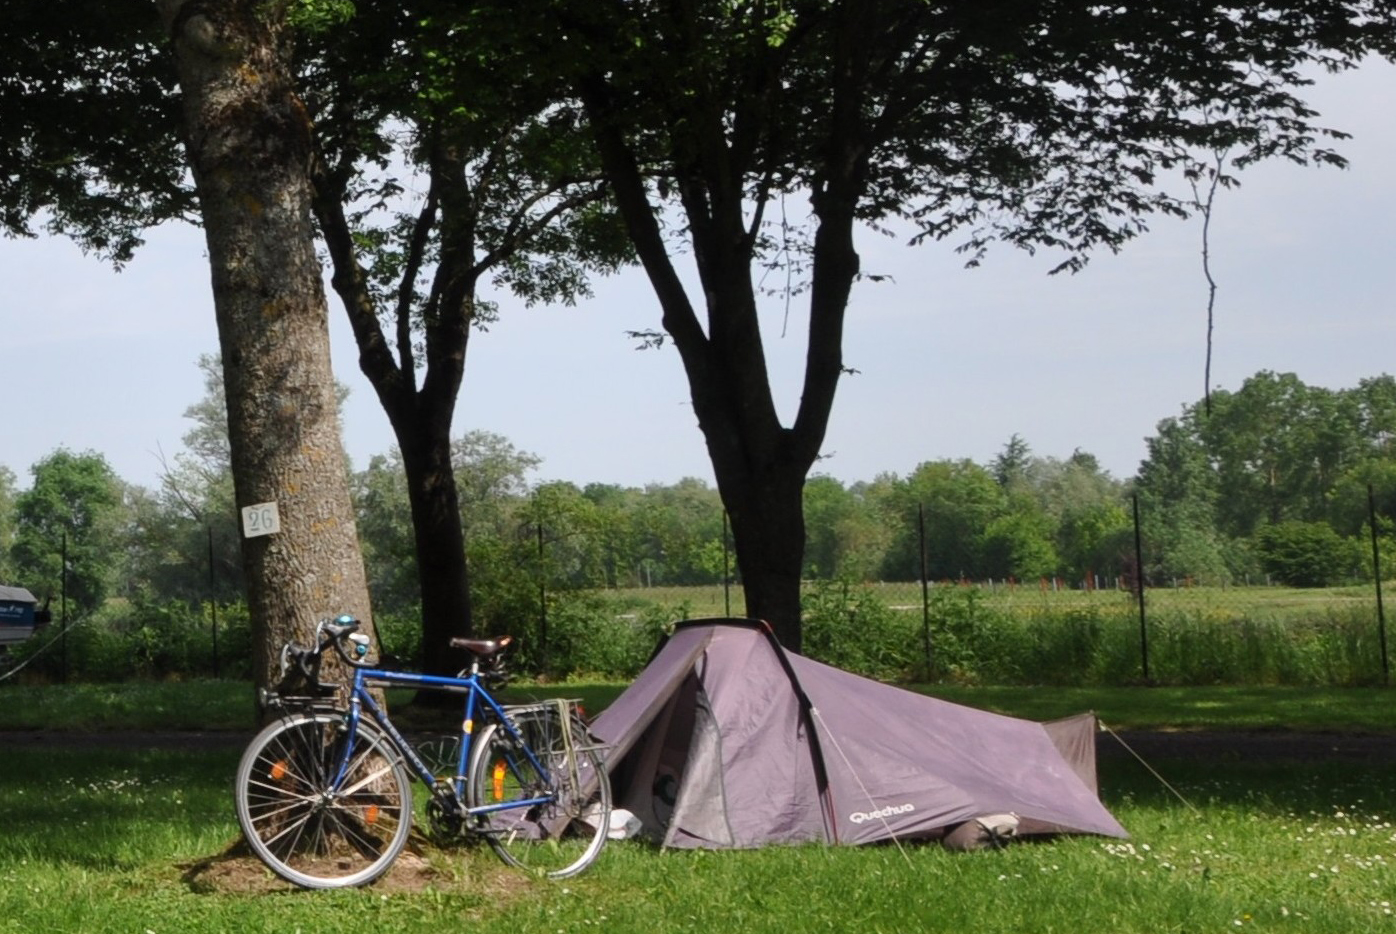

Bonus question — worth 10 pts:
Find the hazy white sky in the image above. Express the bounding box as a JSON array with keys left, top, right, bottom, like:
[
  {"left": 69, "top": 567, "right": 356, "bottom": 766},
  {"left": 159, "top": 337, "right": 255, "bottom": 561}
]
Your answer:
[{"left": 5, "top": 59, "right": 1394, "bottom": 493}]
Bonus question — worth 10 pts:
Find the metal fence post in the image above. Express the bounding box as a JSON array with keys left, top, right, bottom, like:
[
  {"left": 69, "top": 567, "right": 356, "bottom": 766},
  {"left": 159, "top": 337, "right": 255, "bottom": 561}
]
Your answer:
[
  {"left": 60, "top": 531, "right": 69, "bottom": 684},
  {"left": 208, "top": 526, "right": 220, "bottom": 679},
  {"left": 1369, "top": 484, "right": 1389, "bottom": 685},
  {"left": 537, "top": 515, "right": 547, "bottom": 671},
  {"left": 919, "top": 503, "right": 932, "bottom": 677},
  {"left": 723, "top": 511, "right": 731, "bottom": 617},
  {"left": 1132, "top": 494, "right": 1150, "bottom": 682}
]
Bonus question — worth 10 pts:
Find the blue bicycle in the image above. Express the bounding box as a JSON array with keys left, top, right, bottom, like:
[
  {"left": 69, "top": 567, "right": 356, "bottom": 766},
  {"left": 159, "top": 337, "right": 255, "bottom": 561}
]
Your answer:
[{"left": 233, "top": 616, "right": 611, "bottom": 888}]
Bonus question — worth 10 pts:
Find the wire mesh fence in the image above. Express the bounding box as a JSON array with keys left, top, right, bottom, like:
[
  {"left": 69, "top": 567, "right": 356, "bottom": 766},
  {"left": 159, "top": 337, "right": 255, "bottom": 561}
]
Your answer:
[
  {"left": 5, "top": 490, "right": 1388, "bottom": 687},
  {"left": 532, "top": 491, "right": 1391, "bottom": 688}
]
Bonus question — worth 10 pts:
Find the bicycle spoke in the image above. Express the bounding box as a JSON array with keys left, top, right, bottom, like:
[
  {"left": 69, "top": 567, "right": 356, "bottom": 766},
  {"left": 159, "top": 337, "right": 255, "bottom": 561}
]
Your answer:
[
  {"left": 235, "top": 714, "right": 412, "bottom": 889},
  {"left": 465, "top": 711, "right": 611, "bottom": 878}
]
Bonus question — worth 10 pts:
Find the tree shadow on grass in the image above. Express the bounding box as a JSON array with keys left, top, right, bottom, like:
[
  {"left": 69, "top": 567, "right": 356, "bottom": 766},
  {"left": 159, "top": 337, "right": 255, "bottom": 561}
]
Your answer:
[{"left": 1098, "top": 730, "right": 1396, "bottom": 815}]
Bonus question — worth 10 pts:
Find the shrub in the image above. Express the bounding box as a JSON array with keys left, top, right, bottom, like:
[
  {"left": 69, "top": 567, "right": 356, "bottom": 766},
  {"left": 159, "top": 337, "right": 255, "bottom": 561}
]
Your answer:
[
  {"left": 923, "top": 585, "right": 1026, "bottom": 684},
  {"left": 801, "top": 578, "right": 919, "bottom": 680},
  {"left": 1254, "top": 521, "right": 1360, "bottom": 586},
  {"left": 532, "top": 591, "right": 675, "bottom": 679},
  {"left": 210, "top": 601, "right": 253, "bottom": 679},
  {"left": 372, "top": 609, "right": 424, "bottom": 668},
  {"left": 4, "top": 596, "right": 251, "bottom": 682}
]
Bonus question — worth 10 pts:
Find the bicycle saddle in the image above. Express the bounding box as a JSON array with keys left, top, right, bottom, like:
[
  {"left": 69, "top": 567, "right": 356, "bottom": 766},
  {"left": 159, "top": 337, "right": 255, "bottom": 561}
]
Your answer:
[{"left": 449, "top": 634, "right": 513, "bottom": 657}]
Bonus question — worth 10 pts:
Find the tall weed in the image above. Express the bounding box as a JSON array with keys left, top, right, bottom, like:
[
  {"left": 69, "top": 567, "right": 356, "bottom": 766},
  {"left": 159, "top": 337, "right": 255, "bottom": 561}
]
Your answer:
[
  {"left": 797, "top": 583, "right": 1390, "bottom": 687},
  {"left": 9, "top": 580, "right": 1387, "bottom": 688},
  {"left": 529, "top": 592, "right": 677, "bottom": 679},
  {"left": 7, "top": 598, "right": 250, "bottom": 682},
  {"left": 801, "top": 578, "right": 920, "bottom": 680}
]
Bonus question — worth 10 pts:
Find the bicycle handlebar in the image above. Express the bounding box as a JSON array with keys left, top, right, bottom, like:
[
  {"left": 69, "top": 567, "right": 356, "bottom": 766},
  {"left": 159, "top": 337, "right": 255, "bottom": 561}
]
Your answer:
[
  {"left": 319, "top": 615, "right": 378, "bottom": 670},
  {"left": 275, "top": 614, "right": 513, "bottom": 691},
  {"left": 274, "top": 615, "right": 370, "bottom": 686}
]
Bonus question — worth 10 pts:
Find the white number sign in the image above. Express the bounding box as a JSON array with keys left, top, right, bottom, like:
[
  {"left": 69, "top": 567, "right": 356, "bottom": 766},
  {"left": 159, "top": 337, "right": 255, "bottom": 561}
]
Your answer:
[{"left": 241, "top": 502, "right": 282, "bottom": 538}]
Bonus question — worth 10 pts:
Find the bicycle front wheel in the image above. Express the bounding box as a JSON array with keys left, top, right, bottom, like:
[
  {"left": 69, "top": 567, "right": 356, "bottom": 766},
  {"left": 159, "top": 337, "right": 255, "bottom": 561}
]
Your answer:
[
  {"left": 234, "top": 711, "right": 413, "bottom": 888},
  {"left": 465, "top": 712, "right": 611, "bottom": 879}
]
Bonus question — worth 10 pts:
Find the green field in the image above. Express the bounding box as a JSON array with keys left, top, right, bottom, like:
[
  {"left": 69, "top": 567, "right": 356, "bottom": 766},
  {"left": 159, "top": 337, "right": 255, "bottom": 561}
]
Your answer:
[
  {"left": 597, "top": 580, "right": 1392, "bottom": 688},
  {"left": 613, "top": 579, "right": 1388, "bottom": 621},
  {"left": 2, "top": 680, "right": 1394, "bottom": 933}
]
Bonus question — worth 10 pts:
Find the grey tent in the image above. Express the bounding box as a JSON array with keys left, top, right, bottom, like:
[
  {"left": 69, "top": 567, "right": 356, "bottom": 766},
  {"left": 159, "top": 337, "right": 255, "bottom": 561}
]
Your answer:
[{"left": 591, "top": 618, "right": 1126, "bottom": 849}]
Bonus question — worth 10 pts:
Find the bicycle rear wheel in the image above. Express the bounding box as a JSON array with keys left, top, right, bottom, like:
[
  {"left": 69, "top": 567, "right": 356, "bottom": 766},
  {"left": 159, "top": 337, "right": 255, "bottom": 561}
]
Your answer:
[
  {"left": 465, "top": 711, "right": 611, "bottom": 879},
  {"left": 234, "top": 711, "right": 413, "bottom": 888}
]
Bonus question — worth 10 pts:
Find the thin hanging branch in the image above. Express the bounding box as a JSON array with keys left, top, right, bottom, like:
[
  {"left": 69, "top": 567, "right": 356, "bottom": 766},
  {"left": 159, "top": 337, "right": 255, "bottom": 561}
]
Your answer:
[{"left": 1191, "top": 150, "right": 1228, "bottom": 417}]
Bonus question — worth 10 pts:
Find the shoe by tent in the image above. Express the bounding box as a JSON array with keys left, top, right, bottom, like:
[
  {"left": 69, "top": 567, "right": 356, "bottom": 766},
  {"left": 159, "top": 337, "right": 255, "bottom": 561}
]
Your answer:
[{"left": 590, "top": 618, "right": 1127, "bottom": 849}]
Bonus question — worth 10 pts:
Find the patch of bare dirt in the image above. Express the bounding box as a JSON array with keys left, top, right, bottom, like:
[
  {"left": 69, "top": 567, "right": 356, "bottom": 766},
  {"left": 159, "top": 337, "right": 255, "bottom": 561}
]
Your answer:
[{"left": 179, "top": 832, "right": 534, "bottom": 897}]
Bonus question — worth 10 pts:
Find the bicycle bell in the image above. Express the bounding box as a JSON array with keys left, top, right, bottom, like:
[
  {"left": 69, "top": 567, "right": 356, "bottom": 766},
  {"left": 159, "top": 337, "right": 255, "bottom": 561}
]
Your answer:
[{"left": 348, "top": 631, "right": 371, "bottom": 657}]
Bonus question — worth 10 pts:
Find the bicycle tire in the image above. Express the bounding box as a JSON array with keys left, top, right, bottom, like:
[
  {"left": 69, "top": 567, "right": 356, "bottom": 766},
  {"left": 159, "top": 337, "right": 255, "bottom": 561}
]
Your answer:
[
  {"left": 465, "top": 710, "right": 611, "bottom": 879},
  {"left": 234, "top": 711, "right": 413, "bottom": 888}
]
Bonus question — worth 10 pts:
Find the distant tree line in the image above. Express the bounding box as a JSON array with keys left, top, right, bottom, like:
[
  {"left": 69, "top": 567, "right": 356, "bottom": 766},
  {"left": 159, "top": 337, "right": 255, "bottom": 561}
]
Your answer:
[
  {"left": 1136, "top": 371, "right": 1396, "bottom": 587},
  {"left": 2, "top": 369, "right": 1394, "bottom": 661}
]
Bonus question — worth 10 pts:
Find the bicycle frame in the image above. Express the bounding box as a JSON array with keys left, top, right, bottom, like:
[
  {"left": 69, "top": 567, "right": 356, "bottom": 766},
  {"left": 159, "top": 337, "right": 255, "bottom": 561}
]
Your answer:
[
  {"left": 329, "top": 665, "right": 557, "bottom": 820},
  {"left": 237, "top": 619, "right": 610, "bottom": 888}
]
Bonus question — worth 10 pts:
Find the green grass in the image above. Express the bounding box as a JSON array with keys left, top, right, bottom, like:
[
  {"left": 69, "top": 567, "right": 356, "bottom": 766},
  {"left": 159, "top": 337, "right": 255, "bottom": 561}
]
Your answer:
[
  {"left": 919, "top": 685, "right": 1396, "bottom": 733},
  {"left": 0, "top": 679, "right": 633, "bottom": 733},
  {"left": 584, "top": 760, "right": 1396, "bottom": 934},
  {"left": 615, "top": 579, "right": 1389, "bottom": 623},
  {"left": 4, "top": 679, "right": 1396, "bottom": 733},
  {"left": 0, "top": 745, "right": 1393, "bottom": 933},
  {"left": 2, "top": 678, "right": 1394, "bottom": 931},
  {"left": 0, "top": 679, "right": 259, "bottom": 731}
]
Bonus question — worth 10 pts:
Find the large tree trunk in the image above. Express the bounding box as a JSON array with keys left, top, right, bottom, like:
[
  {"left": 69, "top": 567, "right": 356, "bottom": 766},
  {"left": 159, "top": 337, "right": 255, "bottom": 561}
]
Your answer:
[
  {"left": 710, "top": 454, "right": 809, "bottom": 651},
  {"left": 687, "top": 242, "right": 852, "bottom": 653},
  {"left": 395, "top": 418, "right": 473, "bottom": 677},
  {"left": 311, "top": 137, "right": 477, "bottom": 678},
  {"left": 564, "top": 0, "right": 882, "bottom": 652},
  {"left": 160, "top": 0, "right": 376, "bottom": 691},
  {"left": 575, "top": 72, "right": 865, "bottom": 651}
]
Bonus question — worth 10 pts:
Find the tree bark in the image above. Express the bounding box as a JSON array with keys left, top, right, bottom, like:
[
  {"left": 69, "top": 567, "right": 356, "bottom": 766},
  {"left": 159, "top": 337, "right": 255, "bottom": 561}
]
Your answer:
[
  {"left": 159, "top": 0, "right": 376, "bottom": 691},
  {"left": 574, "top": 64, "right": 866, "bottom": 652},
  {"left": 710, "top": 454, "right": 810, "bottom": 651},
  {"left": 386, "top": 406, "right": 474, "bottom": 678}
]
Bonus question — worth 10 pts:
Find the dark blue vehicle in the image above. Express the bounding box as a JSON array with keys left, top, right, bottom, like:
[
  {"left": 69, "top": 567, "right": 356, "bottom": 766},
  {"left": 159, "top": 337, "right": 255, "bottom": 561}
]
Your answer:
[{"left": 0, "top": 585, "right": 49, "bottom": 650}]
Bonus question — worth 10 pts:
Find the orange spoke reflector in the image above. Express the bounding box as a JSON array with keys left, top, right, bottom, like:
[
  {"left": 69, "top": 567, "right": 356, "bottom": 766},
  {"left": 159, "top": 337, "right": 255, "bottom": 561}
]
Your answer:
[
  {"left": 365, "top": 804, "right": 380, "bottom": 824},
  {"left": 270, "top": 760, "right": 288, "bottom": 781},
  {"left": 493, "top": 761, "right": 506, "bottom": 801}
]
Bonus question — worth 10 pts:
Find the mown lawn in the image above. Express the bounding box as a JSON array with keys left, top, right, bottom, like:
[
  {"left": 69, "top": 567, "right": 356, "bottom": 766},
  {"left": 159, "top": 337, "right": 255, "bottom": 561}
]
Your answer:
[
  {"left": 4, "top": 679, "right": 1396, "bottom": 733},
  {"left": 2, "top": 680, "right": 1395, "bottom": 932},
  {"left": 0, "top": 744, "right": 1393, "bottom": 933}
]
